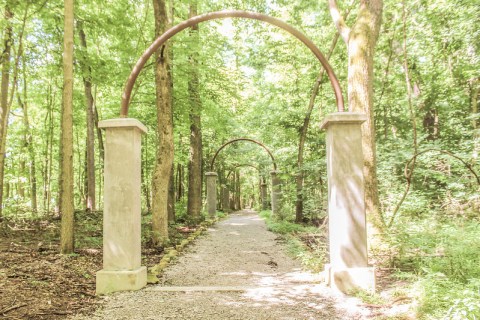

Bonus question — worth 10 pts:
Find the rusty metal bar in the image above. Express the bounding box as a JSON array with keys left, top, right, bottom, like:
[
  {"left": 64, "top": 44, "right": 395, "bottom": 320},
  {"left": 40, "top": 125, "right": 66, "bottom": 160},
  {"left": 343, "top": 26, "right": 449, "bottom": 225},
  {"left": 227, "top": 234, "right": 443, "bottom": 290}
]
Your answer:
[
  {"left": 210, "top": 138, "right": 277, "bottom": 171},
  {"left": 120, "top": 10, "right": 344, "bottom": 117}
]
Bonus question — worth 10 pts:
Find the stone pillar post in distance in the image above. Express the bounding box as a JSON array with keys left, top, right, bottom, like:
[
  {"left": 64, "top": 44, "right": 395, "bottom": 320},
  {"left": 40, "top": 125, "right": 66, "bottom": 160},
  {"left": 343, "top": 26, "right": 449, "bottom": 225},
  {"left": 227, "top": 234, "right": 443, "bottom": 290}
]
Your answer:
[
  {"left": 205, "top": 172, "right": 217, "bottom": 218},
  {"left": 270, "top": 170, "right": 281, "bottom": 217},
  {"left": 261, "top": 182, "right": 268, "bottom": 210}
]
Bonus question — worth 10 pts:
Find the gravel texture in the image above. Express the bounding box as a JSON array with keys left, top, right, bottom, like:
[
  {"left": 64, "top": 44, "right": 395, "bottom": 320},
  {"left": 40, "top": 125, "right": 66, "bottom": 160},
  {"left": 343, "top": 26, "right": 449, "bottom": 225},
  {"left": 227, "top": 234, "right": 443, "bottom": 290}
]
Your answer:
[{"left": 71, "top": 210, "right": 372, "bottom": 319}]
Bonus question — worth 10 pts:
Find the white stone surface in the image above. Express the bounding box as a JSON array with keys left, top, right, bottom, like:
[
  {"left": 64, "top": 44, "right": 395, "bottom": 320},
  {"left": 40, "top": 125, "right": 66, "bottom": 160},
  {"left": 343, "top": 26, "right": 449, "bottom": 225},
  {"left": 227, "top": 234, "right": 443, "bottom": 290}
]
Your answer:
[
  {"left": 321, "top": 112, "right": 375, "bottom": 293},
  {"left": 270, "top": 171, "right": 281, "bottom": 216},
  {"left": 96, "top": 118, "right": 147, "bottom": 295},
  {"left": 205, "top": 172, "right": 217, "bottom": 217},
  {"left": 96, "top": 267, "right": 147, "bottom": 295}
]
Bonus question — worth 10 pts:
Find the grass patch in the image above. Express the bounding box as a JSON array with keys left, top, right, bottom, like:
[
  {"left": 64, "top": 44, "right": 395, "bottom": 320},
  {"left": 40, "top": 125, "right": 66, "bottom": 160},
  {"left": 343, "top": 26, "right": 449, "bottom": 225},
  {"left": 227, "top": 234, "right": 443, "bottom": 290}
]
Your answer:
[
  {"left": 259, "top": 210, "right": 327, "bottom": 273},
  {"left": 388, "top": 217, "right": 480, "bottom": 319}
]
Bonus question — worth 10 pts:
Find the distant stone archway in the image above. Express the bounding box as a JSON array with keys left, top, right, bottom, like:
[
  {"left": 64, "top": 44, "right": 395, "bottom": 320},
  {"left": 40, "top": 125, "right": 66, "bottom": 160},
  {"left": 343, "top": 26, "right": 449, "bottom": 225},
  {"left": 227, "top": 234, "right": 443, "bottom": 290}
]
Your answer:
[
  {"left": 207, "top": 138, "right": 280, "bottom": 217},
  {"left": 224, "top": 164, "right": 262, "bottom": 212}
]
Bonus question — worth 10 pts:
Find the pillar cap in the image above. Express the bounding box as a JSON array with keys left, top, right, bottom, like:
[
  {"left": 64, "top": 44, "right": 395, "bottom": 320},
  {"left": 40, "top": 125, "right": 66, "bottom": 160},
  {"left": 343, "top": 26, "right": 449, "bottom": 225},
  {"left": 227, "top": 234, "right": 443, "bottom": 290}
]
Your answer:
[
  {"left": 99, "top": 118, "right": 148, "bottom": 134},
  {"left": 320, "top": 112, "right": 367, "bottom": 130},
  {"left": 205, "top": 172, "right": 218, "bottom": 176}
]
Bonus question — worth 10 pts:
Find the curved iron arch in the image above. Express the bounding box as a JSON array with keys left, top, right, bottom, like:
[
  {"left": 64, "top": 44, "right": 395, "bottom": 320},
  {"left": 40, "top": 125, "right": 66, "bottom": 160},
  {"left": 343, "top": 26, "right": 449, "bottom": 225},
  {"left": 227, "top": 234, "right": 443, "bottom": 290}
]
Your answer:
[
  {"left": 119, "top": 10, "right": 344, "bottom": 117},
  {"left": 210, "top": 138, "right": 276, "bottom": 171}
]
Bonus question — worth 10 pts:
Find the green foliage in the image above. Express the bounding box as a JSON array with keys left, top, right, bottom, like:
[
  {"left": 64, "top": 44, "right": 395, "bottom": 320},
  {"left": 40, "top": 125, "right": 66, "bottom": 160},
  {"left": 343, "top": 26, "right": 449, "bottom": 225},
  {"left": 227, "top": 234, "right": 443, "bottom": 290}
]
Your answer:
[
  {"left": 260, "top": 209, "right": 326, "bottom": 272},
  {"left": 215, "top": 211, "right": 227, "bottom": 219},
  {"left": 388, "top": 217, "right": 480, "bottom": 319},
  {"left": 350, "top": 289, "right": 385, "bottom": 305}
]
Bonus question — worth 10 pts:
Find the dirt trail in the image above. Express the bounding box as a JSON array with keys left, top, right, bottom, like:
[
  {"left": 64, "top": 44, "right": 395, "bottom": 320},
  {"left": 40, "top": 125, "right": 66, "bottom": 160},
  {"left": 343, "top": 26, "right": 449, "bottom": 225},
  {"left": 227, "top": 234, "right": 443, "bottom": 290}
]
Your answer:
[{"left": 71, "top": 210, "right": 371, "bottom": 319}]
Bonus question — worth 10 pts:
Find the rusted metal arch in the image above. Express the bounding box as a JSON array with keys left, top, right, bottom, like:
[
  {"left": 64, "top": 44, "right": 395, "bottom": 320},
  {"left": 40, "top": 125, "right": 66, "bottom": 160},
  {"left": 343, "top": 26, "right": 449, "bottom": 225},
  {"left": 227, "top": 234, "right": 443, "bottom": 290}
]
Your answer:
[
  {"left": 120, "top": 10, "right": 344, "bottom": 117},
  {"left": 210, "top": 138, "right": 277, "bottom": 171}
]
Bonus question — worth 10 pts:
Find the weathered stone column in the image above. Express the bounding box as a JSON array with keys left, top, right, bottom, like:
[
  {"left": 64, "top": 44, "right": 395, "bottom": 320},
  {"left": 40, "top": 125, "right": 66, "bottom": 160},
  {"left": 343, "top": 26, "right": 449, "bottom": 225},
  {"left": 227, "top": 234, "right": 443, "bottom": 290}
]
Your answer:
[
  {"left": 260, "top": 182, "right": 268, "bottom": 210},
  {"left": 96, "top": 118, "right": 147, "bottom": 295},
  {"left": 320, "top": 112, "right": 375, "bottom": 293},
  {"left": 270, "top": 170, "right": 281, "bottom": 216},
  {"left": 221, "top": 182, "right": 230, "bottom": 212},
  {"left": 205, "top": 172, "right": 217, "bottom": 218}
]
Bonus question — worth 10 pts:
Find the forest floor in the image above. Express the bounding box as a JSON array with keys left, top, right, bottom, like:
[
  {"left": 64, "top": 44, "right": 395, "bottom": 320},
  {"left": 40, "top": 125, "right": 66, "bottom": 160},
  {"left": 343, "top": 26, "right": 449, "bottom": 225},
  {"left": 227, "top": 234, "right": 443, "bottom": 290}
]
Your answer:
[
  {"left": 0, "top": 211, "right": 193, "bottom": 320},
  {"left": 1, "top": 210, "right": 415, "bottom": 320}
]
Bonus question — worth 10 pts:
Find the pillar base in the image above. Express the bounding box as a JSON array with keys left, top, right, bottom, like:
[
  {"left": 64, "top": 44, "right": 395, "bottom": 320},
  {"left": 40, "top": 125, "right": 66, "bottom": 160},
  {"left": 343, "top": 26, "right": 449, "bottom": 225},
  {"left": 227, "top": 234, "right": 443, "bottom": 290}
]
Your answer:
[
  {"left": 324, "top": 264, "right": 376, "bottom": 294},
  {"left": 96, "top": 266, "right": 147, "bottom": 295}
]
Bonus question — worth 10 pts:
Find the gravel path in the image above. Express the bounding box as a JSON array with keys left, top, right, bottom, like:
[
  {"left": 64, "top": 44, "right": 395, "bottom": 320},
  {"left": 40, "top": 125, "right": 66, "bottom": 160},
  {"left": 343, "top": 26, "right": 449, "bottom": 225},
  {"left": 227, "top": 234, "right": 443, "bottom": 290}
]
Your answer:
[{"left": 71, "top": 210, "right": 372, "bottom": 319}]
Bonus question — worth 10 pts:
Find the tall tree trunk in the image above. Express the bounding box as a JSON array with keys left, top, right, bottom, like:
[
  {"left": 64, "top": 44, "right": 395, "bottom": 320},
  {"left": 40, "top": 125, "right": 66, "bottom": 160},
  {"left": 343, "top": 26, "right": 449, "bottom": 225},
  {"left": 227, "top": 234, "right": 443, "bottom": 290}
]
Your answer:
[
  {"left": 168, "top": 166, "right": 175, "bottom": 222},
  {"left": 186, "top": 3, "right": 203, "bottom": 220},
  {"left": 151, "top": 0, "right": 173, "bottom": 246},
  {"left": 235, "top": 170, "right": 241, "bottom": 210},
  {"left": 142, "top": 141, "right": 151, "bottom": 212},
  {"left": 0, "top": 4, "right": 13, "bottom": 217},
  {"left": 329, "top": 0, "right": 384, "bottom": 229},
  {"left": 78, "top": 23, "right": 96, "bottom": 209},
  {"left": 176, "top": 163, "right": 184, "bottom": 201},
  {"left": 18, "top": 61, "right": 38, "bottom": 212},
  {"left": 470, "top": 78, "right": 479, "bottom": 162},
  {"left": 93, "top": 99, "right": 104, "bottom": 162},
  {"left": 77, "top": 20, "right": 96, "bottom": 212},
  {"left": 60, "top": 0, "right": 75, "bottom": 253}
]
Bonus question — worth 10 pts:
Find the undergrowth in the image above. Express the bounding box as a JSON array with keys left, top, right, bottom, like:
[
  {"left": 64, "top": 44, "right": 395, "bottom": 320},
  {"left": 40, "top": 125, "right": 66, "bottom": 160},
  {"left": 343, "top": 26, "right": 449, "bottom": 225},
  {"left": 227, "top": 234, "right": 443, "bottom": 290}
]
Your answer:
[
  {"left": 259, "top": 210, "right": 327, "bottom": 273},
  {"left": 388, "top": 216, "right": 480, "bottom": 319}
]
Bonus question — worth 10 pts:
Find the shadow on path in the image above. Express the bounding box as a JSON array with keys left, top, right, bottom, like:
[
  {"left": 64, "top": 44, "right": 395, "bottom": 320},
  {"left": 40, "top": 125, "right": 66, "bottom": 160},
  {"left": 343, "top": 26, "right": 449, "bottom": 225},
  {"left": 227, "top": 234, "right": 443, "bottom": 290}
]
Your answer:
[{"left": 71, "top": 210, "right": 371, "bottom": 320}]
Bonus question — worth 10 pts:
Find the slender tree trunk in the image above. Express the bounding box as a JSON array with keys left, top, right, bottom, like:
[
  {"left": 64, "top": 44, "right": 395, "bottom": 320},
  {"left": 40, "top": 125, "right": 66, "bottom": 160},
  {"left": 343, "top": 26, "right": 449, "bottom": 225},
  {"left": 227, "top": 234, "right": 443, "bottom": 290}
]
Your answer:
[
  {"left": 470, "top": 78, "right": 479, "bottom": 163},
  {"left": 329, "top": 0, "right": 384, "bottom": 229},
  {"left": 0, "top": 5, "right": 13, "bottom": 217},
  {"left": 77, "top": 21, "right": 96, "bottom": 212},
  {"left": 93, "top": 99, "right": 104, "bottom": 161},
  {"left": 387, "top": 3, "right": 420, "bottom": 227},
  {"left": 142, "top": 140, "right": 151, "bottom": 212},
  {"left": 186, "top": 3, "right": 203, "bottom": 220},
  {"left": 235, "top": 170, "right": 241, "bottom": 210},
  {"left": 168, "top": 166, "right": 175, "bottom": 222},
  {"left": 296, "top": 32, "right": 341, "bottom": 223},
  {"left": 18, "top": 62, "right": 38, "bottom": 212},
  {"left": 176, "top": 163, "right": 184, "bottom": 201},
  {"left": 60, "top": 0, "right": 75, "bottom": 253},
  {"left": 151, "top": 0, "right": 173, "bottom": 246}
]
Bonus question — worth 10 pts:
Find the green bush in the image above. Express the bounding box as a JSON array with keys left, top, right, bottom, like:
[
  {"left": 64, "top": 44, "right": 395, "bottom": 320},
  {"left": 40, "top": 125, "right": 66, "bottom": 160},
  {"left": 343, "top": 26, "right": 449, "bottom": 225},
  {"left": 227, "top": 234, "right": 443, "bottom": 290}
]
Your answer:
[{"left": 389, "top": 217, "right": 480, "bottom": 319}]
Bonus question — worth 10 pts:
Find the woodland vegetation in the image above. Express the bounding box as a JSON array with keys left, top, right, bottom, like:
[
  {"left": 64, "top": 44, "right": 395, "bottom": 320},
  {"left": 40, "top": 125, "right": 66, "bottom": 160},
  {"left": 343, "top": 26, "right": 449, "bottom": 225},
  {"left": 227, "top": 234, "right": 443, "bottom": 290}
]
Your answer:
[{"left": 0, "top": 0, "right": 479, "bottom": 319}]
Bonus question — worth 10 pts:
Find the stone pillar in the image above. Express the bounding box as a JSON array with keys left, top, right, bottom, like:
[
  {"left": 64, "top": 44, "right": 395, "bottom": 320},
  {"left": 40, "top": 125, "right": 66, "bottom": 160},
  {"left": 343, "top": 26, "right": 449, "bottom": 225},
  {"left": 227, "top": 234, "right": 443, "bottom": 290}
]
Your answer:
[
  {"left": 260, "top": 182, "right": 268, "bottom": 210},
  {"left": 96, "top": 118, "right": 147, "bottom": 295},
  {"left": 221, "top": 183, "right": 230, "bottom": 212},
  {"left": 320, "top": 112, "right": 375, "bottom": 293},
  {"left": 205, "top": 172, "right": 217, "bottom": 218},
  {"left": 270, "top": 170, "right": 281, "bottom": 216}
]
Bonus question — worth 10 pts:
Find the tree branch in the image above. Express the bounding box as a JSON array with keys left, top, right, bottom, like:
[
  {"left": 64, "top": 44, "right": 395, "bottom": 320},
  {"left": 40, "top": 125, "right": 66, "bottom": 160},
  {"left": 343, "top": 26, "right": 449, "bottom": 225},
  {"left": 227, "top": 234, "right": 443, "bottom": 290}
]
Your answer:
[{"left": 329, "top": 0, "right": 351, "bottom": 43}]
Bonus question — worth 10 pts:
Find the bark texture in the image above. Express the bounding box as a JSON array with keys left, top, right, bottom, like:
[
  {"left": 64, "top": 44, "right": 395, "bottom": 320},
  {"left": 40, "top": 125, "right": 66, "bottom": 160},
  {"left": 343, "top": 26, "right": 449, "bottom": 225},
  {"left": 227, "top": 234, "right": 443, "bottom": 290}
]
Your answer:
[
  {"left": 152, "top": 0, "right": 174, "bottom": 246},
  {"left": 186, "top": 3, "right": 203, "bottom": 220},
  {"left": 78, "top": 21, "right": 96, "bottom": 211},
  {"left": 60, "top": 0, "right": 75, "bottom": 253},
  {"left": 0, "top": 5, "right": 13, "bottom": 217}
]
